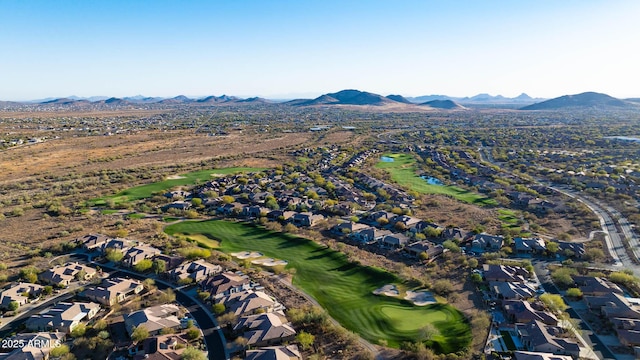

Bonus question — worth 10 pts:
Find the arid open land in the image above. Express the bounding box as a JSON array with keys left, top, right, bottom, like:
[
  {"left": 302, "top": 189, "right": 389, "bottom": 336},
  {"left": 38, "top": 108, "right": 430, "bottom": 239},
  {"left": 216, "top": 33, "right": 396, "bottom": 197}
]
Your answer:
[{"left": 2, "top": 91, "right": 640, "bottom": 360}]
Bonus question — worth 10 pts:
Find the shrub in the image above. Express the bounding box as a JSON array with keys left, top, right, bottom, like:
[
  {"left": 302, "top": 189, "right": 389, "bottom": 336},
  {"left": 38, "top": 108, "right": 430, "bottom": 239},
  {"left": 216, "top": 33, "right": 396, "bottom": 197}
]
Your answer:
[
  {"left": 131, "top": 326, "right": 149, "bottom": 342},
  {"left": 212, "top": 303, "right": 225, "bottom": 315},
  {"left": 296, "top": 331, "right": 315, "bottom": 350},
  {"left": 566, "top": 288, "right": 583, "bottom": 299}
]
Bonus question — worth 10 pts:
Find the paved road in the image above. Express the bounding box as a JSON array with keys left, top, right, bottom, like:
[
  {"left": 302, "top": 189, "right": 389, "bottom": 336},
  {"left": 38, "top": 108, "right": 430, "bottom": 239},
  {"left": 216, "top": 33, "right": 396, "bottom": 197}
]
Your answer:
[
  {"left": 95, "top": 261, "right": 229, "bottom": 360},
  {"left": 533, "top": 262, "right": 616, "bottom": 360},
  {"left": 0, "top": 292, "right": 76, "bottom": 338}
]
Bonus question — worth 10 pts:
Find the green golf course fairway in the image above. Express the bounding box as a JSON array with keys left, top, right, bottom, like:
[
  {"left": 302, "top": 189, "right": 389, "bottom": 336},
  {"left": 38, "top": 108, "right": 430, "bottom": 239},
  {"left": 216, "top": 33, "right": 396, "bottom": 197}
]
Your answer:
[
  {"left": 88, "top": 167, "right": 265, "bottom": 206},
  {"left": 376, "top": 153, "right": 496, "bottom": 206},
  {"left": 165, "top": 220, "right": 471, "bottom": 352}
]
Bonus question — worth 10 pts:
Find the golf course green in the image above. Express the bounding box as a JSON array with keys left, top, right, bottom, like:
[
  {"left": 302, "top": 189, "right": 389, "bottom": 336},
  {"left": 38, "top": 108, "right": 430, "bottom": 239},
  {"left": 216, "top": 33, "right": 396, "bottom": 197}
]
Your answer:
[
  {"left": 165, "top": 220, "right": 471, "bottom": 352},
  {"left": 375, "top": 153, "right": 496, "bottom": 206},
  {"left": 88, "top": 167, "right": 264, "bottom": 206}
]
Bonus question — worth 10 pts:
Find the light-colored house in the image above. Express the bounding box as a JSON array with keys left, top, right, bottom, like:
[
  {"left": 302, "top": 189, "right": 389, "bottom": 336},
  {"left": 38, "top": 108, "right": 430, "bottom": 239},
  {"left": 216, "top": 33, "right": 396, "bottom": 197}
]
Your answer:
[
  {"left": 517, "top": 320, "right": 581, "bottom": 357},
  {"left": 0, "top": 282, "right": 44, "bottom": 309},
  {"left": 555, "top": 241, "right": 585, "bottom": 258},
  {"left": 483, "top": 264, "right": 529, "bottom": 283},
  {"left": 291, "top": 212, "right": 324, "bottom": 227},
  {"left": 123, "top": 304, "right": 182, "bottom": 337},
  {"left": 217, "top": 290, "right": 282, "bottom": 316},
  {"left": 83, "top": 277, "right": 144, "bottom": 306},
  {"left": 332, "top": 221, "right": 370, "bottom": 235},
  {"left": 514, "top": 237, "right": 546, "bottom": 254},
  {"left": 503, "top": 300, "right": 558, "bottom": 325},
  {"left": 491, "top": 281, "right": 537, "bottom": 300},
  {"left": 350, "top": 227, "right": 391, "bottom": 244},
  {"left": 101, "top": 238, "right": 135, "bottom": 253},
  {"left": 245, "top": 345, "right": 302, "bottom": 360},
  {"left": 574, "top": 276, "right": 623, "bottom": 296},
  {"left": 38, "top": 262, "right": 96, "bottom": 287},
  {"left": 610, "top": 318, "right": 640, "bottom": 346},
  {"left": 267, "top": 210, "right": 296, "bottom": 222},
  {"left": 234, "top": 312, "right": 296, "bottom": 347},
  {"left": 471, "top": 233, "right": 504, "bottom": 252},
  {"left": 405, "top": 241, "right": 444, "bottom": 259},
  {"left": 381, "top": 233, "right": 410, "bottom": 249},
  {"left": 122, "top": 243, "right": 161, "bottom": 267},
  {"left": 78, "top": 233, "right": 110, "bottom": 251},
  {"left": 169, "top": 259, "right": 221, "bottom": 283},
  {"left": 200, "top": 272, "right": 253, "bottom": 299},
  {"left": 0, "top": 332, "right": 65, "bottom": 360},
  {"left": 513, "top": 351, "right": 572, "bottom": 360},
  {"left": 441, "top": 227, "right": 469, "bottom": 242},
  {"left": 26, "top": 301, "right": 100, "bottom": 333},
  {"left": 389, "top": 215, "right": 422, "bottom": 230},
  {"left": 127, "top": 334, "right": 188, "bottom": 359}
]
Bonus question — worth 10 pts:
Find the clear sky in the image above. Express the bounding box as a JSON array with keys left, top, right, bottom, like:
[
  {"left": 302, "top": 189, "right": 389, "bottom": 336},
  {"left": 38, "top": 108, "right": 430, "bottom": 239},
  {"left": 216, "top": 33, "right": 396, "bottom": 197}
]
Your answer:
[{"left": 1, "top": 0, "right": 639, "bottom": 100}]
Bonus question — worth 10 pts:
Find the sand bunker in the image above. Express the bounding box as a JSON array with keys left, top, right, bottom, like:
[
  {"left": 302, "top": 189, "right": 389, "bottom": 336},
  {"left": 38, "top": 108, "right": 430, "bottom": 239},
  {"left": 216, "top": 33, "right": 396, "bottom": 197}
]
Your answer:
[
  {"left": 405, "top": 290, "right": 436, "bottom": 306},
  {"left": 251, "top": 258, "right": 289, "bottom": 267},
  {"left": 166, "top": 175, "right": 186, "bottom": 180},
  {"left": 373, "top": 284, "right": 400, "bottom": 297},
  {"left": 231, "top": 251, "right": 263, "bottom": 260}
]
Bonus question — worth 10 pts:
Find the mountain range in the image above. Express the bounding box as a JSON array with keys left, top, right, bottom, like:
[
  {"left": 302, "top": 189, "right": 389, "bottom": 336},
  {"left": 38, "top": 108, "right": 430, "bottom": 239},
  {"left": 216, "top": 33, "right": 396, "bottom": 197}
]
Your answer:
[
  {"left": 3, "top": 90, "right": 638, "bottom": 111},
  {"left": 519, "top": 92, "right": 638, "bottom": 110}
]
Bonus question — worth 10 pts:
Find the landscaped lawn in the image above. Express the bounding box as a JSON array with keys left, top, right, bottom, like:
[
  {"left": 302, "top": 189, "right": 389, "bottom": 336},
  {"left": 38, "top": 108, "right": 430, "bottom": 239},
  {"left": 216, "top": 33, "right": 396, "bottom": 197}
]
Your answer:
[
  {"left": 375, "top": 153, "right": 496, "bottom": 206},
  {"left": 165, "top": 220, "right": 471, "bottom": 352},
  {"left": 88, "top": 167, "right": 265, "bottom": 206}
]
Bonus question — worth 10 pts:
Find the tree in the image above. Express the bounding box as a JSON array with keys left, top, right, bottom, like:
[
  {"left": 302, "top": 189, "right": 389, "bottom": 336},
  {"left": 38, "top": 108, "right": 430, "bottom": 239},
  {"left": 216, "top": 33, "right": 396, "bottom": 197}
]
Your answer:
[
  {"left": 152, "top": 259, "right": 167, "bottom": 274},
  {"left": 198, "top": 291, "right": 211, "bottom": 301},
  {"left": 191, "top": 198, "right": 203, "bottom": 207},
  {"left": 134, "top": 259, "right": 153, "bottom": 272},
  {"left": 471, "top": 273, "right": 483, "bottom": 284},
  {"left": 546, "top": 241, "right": 559, "bottom": 255},
  {"left": 75, "top": 270, "right": 87, "bottom": 281},
  {"left": 8, "top": 301, "right": 19, "bottom": 311},
  {"left": 419, "top": 323, "right": 438, "bottom": 341},
  {"left": 71, "top": 323, "right": 87, "bottom": 338},
  {"left": 432, "top": 279, "right": 453, "bottom": 295},
  {"left": 43, "top": 286, "right": 54, "bottom": 295},
  {"left": 131, "top": 326, "right": 150, "bottom": 342},
  {"left": 585, "top": 248, "right": 605, "bottom": 262},
  {"left": 50, "top": 344, "right": 70, "bottom": 358},
  {"left": 186, "top": 328, "right": 201, "bottom": 340},
  {"left": 539, "top": 293, "right": 568, "bottom": 314},
  {"left": 468, "top": 258, "right": 478, "bottom": 269},
  {"left": 566, "top": 288, "right": 583, "bottom": 299},
  {"left": 283, "top": 223, "right": 297, "bottom": 233},
  {"left": 551, "top": 267, "right": 577, "bottom": 288},
  {"left": 93, "top": 319, "right": 108, "bottom": 331},
  {"left": 296, "top": 331, "right": 315, "bottom": 350},
  {"left": 20, "top": 267, "right": 38, "bottom": 283},
  {"left": 211, "top": 302, "right": 226, "bottom": 314},
  {"left": 221, "top": 195, "right": 235, "bottom": 204},
  {"left": 105, "top": 248, "right": 124, "bottom": 262},
  {"left": 181, "top": 346, "right": 207, "bottom": 360},
  {"left": 442, "top": 240, "right": 460, "bottom": 253}
]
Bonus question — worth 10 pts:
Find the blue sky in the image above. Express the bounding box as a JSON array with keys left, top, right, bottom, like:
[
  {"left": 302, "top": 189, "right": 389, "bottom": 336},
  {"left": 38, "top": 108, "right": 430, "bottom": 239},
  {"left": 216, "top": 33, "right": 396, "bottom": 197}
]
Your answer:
[{"left": 1, "top": 0, "right": 639, "bottom": 100}]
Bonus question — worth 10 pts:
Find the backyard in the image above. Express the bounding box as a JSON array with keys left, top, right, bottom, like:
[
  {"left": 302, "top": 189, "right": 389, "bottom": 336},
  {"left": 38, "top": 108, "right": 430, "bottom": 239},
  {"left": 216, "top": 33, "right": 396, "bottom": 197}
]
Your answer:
[{"left": 165, "top": 220, "right": 472, "bottom": 352}]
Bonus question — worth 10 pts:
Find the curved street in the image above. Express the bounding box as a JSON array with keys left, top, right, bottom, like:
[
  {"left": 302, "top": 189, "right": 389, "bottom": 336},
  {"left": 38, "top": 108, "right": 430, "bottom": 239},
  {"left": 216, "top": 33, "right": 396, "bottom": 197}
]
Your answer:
[{"left": 20, "top": 253, "right": 231, "bottom": 360}]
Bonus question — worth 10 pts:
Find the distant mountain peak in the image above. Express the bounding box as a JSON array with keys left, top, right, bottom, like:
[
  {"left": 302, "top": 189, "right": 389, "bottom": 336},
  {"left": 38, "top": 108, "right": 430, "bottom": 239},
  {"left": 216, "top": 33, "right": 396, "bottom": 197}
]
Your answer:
[
  {"left": 521, "top": 91, "right": 635, "bottom": 110},
  {"left": 420, "top": 99, "right": 466, "bottom": 110},
  {"left": 385, "top": 94, "right": 413, "bottom": 104}
]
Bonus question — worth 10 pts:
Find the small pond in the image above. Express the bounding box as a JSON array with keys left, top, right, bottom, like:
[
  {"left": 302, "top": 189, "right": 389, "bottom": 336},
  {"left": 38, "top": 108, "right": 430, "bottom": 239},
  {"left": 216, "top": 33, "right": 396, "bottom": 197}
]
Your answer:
[
  {"left": 380, "top": 156, "right": 395, "bottom": 162},
  {"left": 420, "top": 176, "right": 444, "bottom": 186}
]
